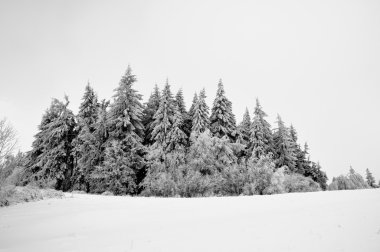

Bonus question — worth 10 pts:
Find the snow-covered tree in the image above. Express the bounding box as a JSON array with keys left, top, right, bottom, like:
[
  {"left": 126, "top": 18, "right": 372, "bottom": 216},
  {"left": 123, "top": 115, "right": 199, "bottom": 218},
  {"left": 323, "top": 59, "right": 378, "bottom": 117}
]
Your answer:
[
  {"left": 150, "top": 80, "right": 176, "bottom": 147},
  {"left": 237, "top": 108, "right": 251, "bottom": 145},
  {"left": 210, "top": 79, "right": 236, "bottom": 140},
  {"left": 188, "top": 92, "right": 198, "bottom": 118},
  {"left": 26, "top": 96, "right": 77, "bottom": 191},
  {"left": 142, "top": 85, "right": 161, "bottom": 145},
  {"left": 273, "top": 115, "right": 297, "bottom": 171},
  {"left": 249, "top": 99, "right": 273, "bottom": 158},
  {"left": 366, "top": 168, "right": 376, "bottom": 187},
  {"left": 192, "top": 88, "right": 209, "bottom": 134},
  {"left": 175, "top": 88, "right": 191, "bottom": 137},
  {"left": 166, "top": 106, "right": 188, "bottom": 152},
  {"left": 96, "top": 66, "right": 145, "bottom": 194},
  {"left": 107, "top": 66, "right": 145, "bottom": 141},
  {"left": 72, "top": 84, "right": 100, "bottom": 191},
  {"left": 175, "top": 88, "right": 187, "bottom": 115}
]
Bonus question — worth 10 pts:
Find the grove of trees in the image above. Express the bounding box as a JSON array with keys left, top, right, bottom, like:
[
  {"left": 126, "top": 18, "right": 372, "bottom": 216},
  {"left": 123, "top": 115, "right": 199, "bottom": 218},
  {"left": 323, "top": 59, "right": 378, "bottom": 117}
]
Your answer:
[{"left": 7, "top": 66, "right": 378, "bottom": 196}]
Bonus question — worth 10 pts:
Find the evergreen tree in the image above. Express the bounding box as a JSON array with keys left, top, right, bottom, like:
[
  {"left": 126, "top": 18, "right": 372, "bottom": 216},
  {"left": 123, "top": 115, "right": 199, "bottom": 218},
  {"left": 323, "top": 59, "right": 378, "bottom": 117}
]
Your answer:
[
  {"left": 366, "top": 168, "right": 376, "bottom": 187},
  {"left": 249, "top": 99, "right": 274, "bottom": 158},
  {"left": 192, "top": 88, "right": 209, "bottom": 134},
  {"left": 166, "top": 106, "right": 188, "bottom": 152},
  {"left": 107, "top": 66, "right": 145, "bottom": 141},
  {"left": 188, "top": 92, "right": 198, "bottom": 118},
  {"left": 72, "top": 84, "right": 100, "bottom": 191},
  {"left": 175, "top": 88, "right": 187, "bottom": 115},
  {"left": 237, "top": 108, "right": 251, "bottom": 145},
  {"left": 273, "top": 115, "right": 297, "bottom": 171},
  {"left": 142, "top": 85, "right": 161, "bottom": 145},
  {"left": 26, "top": 97, "right": 76, "bottom": 191},
  {"left": 175, "top": 88, "right": 191, "bottom": 137},
  {"left": 210, "top": 79, "right": 236, "bottom": 140},
  {"left": 77, "top": 83, "right": 99, "bottom": 126},
  {"left": 150, "top": 80, "right": 176, "bottom": 148},
  {"left": 97, "top": 66, "right": 145, "bottom": 194}
]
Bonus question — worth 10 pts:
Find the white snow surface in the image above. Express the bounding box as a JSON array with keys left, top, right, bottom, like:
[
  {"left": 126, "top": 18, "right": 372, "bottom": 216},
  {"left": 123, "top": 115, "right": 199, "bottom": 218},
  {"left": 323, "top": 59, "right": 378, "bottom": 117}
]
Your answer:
[{"left": 0, "top": 189, "right": 379, "bottom": 252}]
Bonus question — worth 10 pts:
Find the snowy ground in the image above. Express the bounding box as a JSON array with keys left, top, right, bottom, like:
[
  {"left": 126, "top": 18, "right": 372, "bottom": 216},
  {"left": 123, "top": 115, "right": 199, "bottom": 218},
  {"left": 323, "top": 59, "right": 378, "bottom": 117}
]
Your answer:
[{"left": 0, "top": 189, "right": 379, "bottom": 252}]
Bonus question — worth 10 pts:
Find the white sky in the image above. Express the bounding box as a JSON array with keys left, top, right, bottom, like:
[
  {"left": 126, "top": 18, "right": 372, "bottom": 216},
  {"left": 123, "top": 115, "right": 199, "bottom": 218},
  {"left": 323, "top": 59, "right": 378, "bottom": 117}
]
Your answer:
[{"left": 0, "top": 0, "right": 379, "bottom": 180}]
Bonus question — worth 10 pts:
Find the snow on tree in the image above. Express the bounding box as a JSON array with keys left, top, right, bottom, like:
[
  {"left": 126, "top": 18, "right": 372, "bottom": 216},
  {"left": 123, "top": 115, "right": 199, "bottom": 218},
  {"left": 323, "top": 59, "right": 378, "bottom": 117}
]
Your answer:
[
  {"left": 365, "top": 168, "right": 376, "bottom": 187},
  {"left": 72, "top": 83, "right": 100, "bottom": 191},
  {"left": 142, "top": 84, "right": 161, "bottom": 145},
  {"left": 165, "top": 106, "right": 188, "bottom": 152},
  {"left": 107, "top": 66, "right": 145, "bottom": 141},
  {"left": 92, "top": 140, "right": 140, "bottom": 195},
  {"left": 210, "top": 79, "right": 236, "bottom": 140},
  {"left": 96, "top": 66, "right": 146, "bottom": 194},
  {"left": 249, "top": 99, "right": 274, "bottom": 158},
  {"left": 25, "top": 96, "right": 77, "bottom": 191},
  {"left": 236, "top": 108, "right": 251, "bottom": 145},
  {"left": 192, "top": 88, "right": 210, "bottom": 134},
  {"left": 175, "top": 88, "right": 191, "bottom": 137},
  {"left": 188, "top": 92, "right": 198, "bottom": 118},
  {"left": 175, "top": 88, "right": 187, "bottom": 115},
  {"left": 150, "top": 80, "right": 176, "bottom": 148},
  {"left": 273, "top": 114, "right": 297, "bottom": 171}
]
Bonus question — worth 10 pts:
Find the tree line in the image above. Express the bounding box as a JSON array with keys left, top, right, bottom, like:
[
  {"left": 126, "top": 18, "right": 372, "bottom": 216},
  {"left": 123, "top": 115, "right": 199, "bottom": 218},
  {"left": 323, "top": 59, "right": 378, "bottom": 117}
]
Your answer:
[{"left": 3, "top": 66, "right": 375, "bottom": 196}]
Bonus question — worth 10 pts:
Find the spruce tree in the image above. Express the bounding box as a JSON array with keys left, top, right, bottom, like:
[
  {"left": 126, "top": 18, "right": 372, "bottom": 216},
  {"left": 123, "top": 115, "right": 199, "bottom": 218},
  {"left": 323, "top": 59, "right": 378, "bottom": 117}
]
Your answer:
[
  {"left": 107, "top": 66, "right": 145, "bottom": 141},
  {"left": 72, "top": 84, "right": 100, "bottom": 191},
  {"left": 142, "top": 85, "right": 161, "bottom": 145},
  {"left": 26, "top": 97, "right": 76, "bottom": 191},
  {"left": 175, "top": 88, "right": 187, "bottom": 115},
  {"left": 210, "top": 79, "right": 236, "bottom": 140},
  {"left": 166, "top": 106, "right": 188, "bottom": 152},
  {"left": 192, "top": 88, "right": 210, "bottom": 134},
  {"left": 188, "top": 92, "right": 198, "bottom": 118},
  {"left": 175, "top": 88, "right": 191, "bottom": 137},
  {"left": 237, "top": 108, "right": 251, "bottom": 145},
  {"left": 366, "top": 168, "right": 376, "bottom": 187},
  {"left": 249, "top": 99, "right": 274, "bottom": 158},
  {"left": 150, "top": 79, "right": 176, "bottom": 148},
  {"left": 96, "top": 66, "right": 145, "bottom": 194},
  {"left": 273, "top": 114, "right": 297, "bottom": 171}
]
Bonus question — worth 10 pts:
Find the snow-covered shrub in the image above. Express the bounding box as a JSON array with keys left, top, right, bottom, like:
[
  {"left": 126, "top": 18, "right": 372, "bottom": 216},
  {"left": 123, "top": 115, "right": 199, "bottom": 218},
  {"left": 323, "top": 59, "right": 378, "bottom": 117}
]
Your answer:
[
  {"left": 328, "top": 168, "right": 369, "bottom": 191},
  {"left": 0, "top": 185, "right": 64, "bottom": 207},
  {"left": 284, "top": 173, "right": 321, "bottom": 193},
  {"left": 242, "top": 155, "right": 276, "bottom": 195},
  {"left": 264, "top": 167, "right": 286, "bottom": 195}
]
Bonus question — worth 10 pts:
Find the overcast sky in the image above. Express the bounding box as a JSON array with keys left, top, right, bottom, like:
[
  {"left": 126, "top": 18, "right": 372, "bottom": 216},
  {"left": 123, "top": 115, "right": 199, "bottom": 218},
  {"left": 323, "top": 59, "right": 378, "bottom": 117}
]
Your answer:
[{"left": 0, "top": 0, "right": 379, "bottom": 180}]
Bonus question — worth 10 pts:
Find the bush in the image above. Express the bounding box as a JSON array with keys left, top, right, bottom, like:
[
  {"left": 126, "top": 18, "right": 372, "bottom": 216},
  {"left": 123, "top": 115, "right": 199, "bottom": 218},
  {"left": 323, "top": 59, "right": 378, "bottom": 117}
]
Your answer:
[
  {"left": 242, "top": 155, "right": 276, "bottom": 195},
  {"left": 284, "top": 173, "right": 321, "bottom": 193},
  {"left": 0, "top": 185, "right": 64, "bottom": 207},
  {"left": 328, "top": 168, "right": 369, "bottom": 191}
]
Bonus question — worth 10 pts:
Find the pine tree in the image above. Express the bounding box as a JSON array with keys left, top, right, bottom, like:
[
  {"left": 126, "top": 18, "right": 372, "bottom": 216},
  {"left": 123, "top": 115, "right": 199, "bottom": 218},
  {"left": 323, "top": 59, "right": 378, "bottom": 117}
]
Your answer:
[
  {"left": 72, "top": 84, "right": 100, "bottom": 191},
  {"left": 77, "top": 83, "right": 99, "bottom": 126},
  {"left": 366, "top": 168, "right": 376, "bottom": 187},
  {"left": 175, "top": 88, "right": 187, "bottom": 115},
  {"left": 107, "top": 66, "right": 145, "bottom": 141},
  {"left": 175, "top": 88, "right": 191, "bottom": 137},
  {"left": 142, "top": 85, "right": 161, "bottom": 145},
  {"left": 151, "top": 80, "right": 176, "bottom": 148},
  {"left": 166, "top": 106, "right": 188, "bottom": 152},
  {"left": 273, "top": 114, "right": 297, "bottom": 171},
  {"left": 188, "top": 92, "right": 198, "bottom": 118},
  {"left": 249, "top": 99, "right": 273, "bottom": 158},
  {"left": 192, "top": 88, "right": 210, "bottom": 134},
  {"left": 210, "top": 79, "right": 236, "bottom": 140},
  {"left": 237, "top": 108, "right": 251, "bottom": 145},
  {"left": 26, "top": 96, "right": 77, "bottom": 191},
  {"left": 288, "top": 125, "right": 307, "bottom": 175},
  {"left": 97, "top": 66, "right": 145, "bottom": 194}
]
